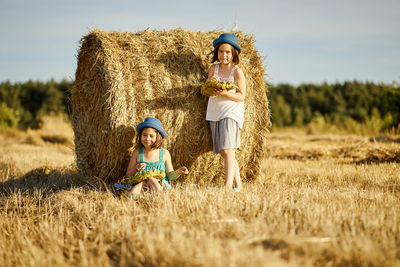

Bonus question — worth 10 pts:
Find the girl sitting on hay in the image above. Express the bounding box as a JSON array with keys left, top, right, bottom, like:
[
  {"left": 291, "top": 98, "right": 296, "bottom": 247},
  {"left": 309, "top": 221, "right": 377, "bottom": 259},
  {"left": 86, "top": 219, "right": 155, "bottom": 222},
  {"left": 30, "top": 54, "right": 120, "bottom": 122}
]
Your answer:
[
  {"left": 205, "top": 33, "right": 245, "bottom": 192},
  {"left": 115, "top": 117, "right": 188, "bottom": 198}
]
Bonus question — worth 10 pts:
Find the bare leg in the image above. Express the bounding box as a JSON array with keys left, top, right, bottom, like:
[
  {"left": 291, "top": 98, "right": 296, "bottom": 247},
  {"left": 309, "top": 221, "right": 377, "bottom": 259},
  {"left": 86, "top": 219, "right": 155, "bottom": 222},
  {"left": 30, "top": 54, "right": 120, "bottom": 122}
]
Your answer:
[
  {"left": 233, "top": 157, "right": 242, "bottom": 190},
  {"left": 130, "top": 181, "right": 144, "bottom": 195},
  {"left": 221, "top": 149, "right": 236, "bottom": 189},
  {"left": 145, "top": 178, "right": 163, "bottom": 193}
]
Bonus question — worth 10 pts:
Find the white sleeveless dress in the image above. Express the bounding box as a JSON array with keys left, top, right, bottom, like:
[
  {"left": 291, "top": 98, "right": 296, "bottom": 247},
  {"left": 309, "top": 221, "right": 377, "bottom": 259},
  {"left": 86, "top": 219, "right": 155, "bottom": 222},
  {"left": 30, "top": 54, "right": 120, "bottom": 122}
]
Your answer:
[
  {"left": 205, "top": 64, "right": 244, "bottom": 128},
  {"left": 205, "top": 64, "right": 244, "bottom": 153}
]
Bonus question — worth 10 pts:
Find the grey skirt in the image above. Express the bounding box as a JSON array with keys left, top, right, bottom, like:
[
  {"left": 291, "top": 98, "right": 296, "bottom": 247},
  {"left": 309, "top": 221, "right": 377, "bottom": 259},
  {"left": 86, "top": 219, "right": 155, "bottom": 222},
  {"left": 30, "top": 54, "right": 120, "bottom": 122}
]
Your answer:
[{"left": 209, "top": 118, "right": 241, "bottom": 154}]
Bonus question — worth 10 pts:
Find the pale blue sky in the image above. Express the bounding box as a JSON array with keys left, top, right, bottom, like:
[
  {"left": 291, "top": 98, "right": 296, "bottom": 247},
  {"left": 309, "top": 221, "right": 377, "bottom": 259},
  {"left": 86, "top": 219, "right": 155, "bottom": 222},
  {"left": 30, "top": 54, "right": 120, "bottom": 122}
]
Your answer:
[{"left": 1, "top": 0, "right": 399, "bottom": 85}]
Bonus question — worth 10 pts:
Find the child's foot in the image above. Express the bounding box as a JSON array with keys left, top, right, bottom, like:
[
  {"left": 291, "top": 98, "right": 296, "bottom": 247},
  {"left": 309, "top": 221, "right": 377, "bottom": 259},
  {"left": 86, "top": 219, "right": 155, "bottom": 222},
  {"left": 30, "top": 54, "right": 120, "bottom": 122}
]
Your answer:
[{"left": 232, "top": 187, "right": 240, "bottom": 192}]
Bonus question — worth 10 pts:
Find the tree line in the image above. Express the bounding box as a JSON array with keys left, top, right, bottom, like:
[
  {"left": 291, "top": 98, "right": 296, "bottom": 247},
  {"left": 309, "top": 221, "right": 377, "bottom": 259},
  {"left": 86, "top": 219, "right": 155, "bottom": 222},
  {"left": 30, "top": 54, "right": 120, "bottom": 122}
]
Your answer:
[
  {"left": 0, "top": 79, "right": 399, "bottom": 133},
  {"left": 268, "top": 81, "right": 400, "bottom": 134},
  {"left": 0, "top": 79, "right": 72, "bottom": 129}
]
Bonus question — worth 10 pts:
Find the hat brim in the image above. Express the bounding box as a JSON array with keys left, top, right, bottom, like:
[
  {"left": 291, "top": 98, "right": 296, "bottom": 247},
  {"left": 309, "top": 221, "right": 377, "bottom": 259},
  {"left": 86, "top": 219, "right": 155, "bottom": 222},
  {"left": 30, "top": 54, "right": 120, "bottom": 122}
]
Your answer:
[
  {"left": 213, "top": 39, "right": 241, "bottom": 53},
  {"left": 136, "top": 122, "right": 167, "bottom": 138}
]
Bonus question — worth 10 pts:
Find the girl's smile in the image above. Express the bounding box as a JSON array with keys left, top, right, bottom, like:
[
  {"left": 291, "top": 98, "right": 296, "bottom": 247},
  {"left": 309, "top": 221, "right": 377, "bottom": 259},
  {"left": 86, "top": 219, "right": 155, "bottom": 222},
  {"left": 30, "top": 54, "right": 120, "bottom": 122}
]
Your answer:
[
  {"left": 141, "top": 128, "right": 158, "bottom": 148},
  {"left": 218, "top": 43, "right": 233, "bottom": 65}
]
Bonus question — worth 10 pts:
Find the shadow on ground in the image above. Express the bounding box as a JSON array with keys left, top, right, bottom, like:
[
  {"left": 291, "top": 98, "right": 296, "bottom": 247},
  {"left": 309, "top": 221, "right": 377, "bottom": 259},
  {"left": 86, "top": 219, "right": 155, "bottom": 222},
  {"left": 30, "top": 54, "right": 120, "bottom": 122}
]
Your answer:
[{"left": 0, "top": 166, "right": 106, "bottom": 197}]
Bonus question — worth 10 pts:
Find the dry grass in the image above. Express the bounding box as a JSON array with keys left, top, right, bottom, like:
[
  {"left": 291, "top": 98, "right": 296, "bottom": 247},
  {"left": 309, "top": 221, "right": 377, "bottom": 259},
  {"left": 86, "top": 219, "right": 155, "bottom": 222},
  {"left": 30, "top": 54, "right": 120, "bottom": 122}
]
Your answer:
[
  {"left": 0, "top": 120, "right": 399, "bottom": 266},
  {"left": 0, "top": 116, "right": 75, "bottom": 180}
]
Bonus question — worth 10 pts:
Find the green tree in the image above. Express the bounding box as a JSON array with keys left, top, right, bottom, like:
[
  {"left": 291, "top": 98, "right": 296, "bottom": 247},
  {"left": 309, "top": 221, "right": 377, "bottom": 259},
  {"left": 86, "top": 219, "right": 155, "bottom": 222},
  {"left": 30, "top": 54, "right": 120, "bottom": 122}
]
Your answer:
[{"left": 268, "top": 80, "right": 400, "bottom": 133}]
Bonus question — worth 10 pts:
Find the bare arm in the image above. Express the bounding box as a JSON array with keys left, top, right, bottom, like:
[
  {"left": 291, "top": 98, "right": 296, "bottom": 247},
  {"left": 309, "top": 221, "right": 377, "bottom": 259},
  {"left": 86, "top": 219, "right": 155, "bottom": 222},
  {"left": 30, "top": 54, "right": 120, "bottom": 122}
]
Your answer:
[
  {"left": 126, "top": 150, "right": 145, "bottom": 177},
  {"left": 206, "top": 65, "right": 218, "bottom": 81},
  {"left": 164, "top": 149, "right": 189, "bottom": 181},
  {"left": 215, "top": 67, "right": 246, "bottom": 102}
]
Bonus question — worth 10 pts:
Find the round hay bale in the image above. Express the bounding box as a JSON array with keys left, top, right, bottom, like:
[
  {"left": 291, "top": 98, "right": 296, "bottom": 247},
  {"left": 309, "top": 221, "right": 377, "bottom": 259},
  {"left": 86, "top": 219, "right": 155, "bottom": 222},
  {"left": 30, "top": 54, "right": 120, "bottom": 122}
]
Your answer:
[{"left": 71, "top": 28, "right": 270, "bottom": 184}]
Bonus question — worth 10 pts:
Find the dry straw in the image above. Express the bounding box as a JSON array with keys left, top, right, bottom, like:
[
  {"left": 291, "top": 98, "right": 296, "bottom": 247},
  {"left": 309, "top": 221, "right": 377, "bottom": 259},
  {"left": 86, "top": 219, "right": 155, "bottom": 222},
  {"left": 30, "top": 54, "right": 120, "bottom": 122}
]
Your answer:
[{"left": 71, "top": 28, "right": 270, "bottom": 184}]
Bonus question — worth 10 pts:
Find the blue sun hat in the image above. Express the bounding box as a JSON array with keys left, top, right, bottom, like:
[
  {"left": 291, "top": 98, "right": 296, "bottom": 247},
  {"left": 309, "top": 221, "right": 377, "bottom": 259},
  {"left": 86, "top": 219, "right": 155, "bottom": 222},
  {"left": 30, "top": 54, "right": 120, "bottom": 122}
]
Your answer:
[
  {"left": 213, "top": 33, "right": 241, "bottom": 53},
  {"left": 136, "top": 117, "right": 167, "bottom": 138}
]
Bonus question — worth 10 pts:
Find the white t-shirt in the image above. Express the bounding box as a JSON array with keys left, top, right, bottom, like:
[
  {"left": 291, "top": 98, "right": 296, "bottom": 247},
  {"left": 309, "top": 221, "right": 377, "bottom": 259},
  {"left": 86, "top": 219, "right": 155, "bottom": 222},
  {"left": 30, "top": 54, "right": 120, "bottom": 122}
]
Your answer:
[{"left": 205, "top": 64, "right": 245, "bottom": 129}]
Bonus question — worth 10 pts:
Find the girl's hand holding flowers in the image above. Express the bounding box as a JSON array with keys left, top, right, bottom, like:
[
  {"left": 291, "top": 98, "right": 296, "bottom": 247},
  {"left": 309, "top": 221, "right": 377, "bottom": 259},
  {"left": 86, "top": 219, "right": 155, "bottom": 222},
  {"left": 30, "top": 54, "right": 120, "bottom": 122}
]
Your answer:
[{"left": 136, "top": 163, "right": 146, "bottom": 172}]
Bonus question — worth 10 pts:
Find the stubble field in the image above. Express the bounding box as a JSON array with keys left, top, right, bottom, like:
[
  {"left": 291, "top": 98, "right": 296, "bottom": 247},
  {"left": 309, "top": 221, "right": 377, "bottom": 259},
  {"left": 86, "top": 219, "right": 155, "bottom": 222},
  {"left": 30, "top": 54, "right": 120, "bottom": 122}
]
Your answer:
[{"left": 0, "top": 118, "right": 399, "bottom": 266}]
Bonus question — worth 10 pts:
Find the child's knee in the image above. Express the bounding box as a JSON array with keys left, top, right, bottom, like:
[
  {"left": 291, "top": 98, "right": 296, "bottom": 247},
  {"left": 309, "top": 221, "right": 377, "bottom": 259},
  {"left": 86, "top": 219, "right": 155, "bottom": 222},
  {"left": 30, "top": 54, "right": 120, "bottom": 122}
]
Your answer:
[
  {"left": 148, "top": 177, "right": 158, "bottom": 183},
  {"left": 147, "top": 178, "right": 163, "bottom": 189},
  {"left": 220, "top": 149, "right": 228, "bottom": 157},
  {"left": 220, "top": 149, "right": 234, "bottom": 158}
]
